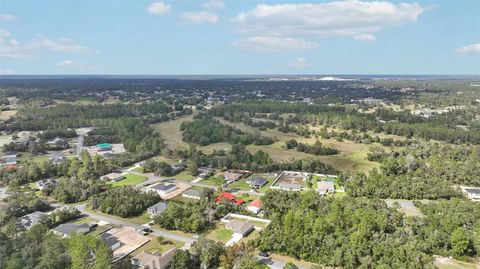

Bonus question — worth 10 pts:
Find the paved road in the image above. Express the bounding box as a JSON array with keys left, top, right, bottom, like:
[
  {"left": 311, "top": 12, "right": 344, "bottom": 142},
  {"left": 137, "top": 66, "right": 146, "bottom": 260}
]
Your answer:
[{"left": 73, "top": 203, "right": 196, "bottom": 244}]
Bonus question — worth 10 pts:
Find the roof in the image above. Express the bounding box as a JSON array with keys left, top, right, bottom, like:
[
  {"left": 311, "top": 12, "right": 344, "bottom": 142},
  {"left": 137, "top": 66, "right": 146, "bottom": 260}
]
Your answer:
[
  {"left": 147, "top": 201, "right": 168, "bottom": 215},
  {"left": 20, "top": 211, "right": 46, "bottom": 228},
  {"left": 248, "top": 176, "right": 267, "bottom": 185},
  {"left": 224, "top": 171, "right": 244, "bottom": 181},
  {"left": 49, "top": 152, "right": 64, "bottom": 159},
  {"left": 317, "top": 181, "right": 335, "bottom": 192},
  {"left": 54, "top": 223, "right": 89, "bottom": 235},
  {"left": 182, "top": 189, "right": 202, "bottom": 197},
  {"left": 248, "top": 199, "right": 262, "bottom": 208},
  {"left": 464, "top": 188, "right": 480, "bottom": 195},
  {"left": 215, "top": 192, "right": 244, "bottom": 204},
  {"left": 151, "top": 183, "right": 177, "bottom": 192},
  {"left": 226, "top": 220, "right": 254, "bottom": 235},
  {"left": 132, "top": 248, "right": 176, "bottom": 268},
  {"left": 4, "top": 151, "right": 17, "bottom": 157}
]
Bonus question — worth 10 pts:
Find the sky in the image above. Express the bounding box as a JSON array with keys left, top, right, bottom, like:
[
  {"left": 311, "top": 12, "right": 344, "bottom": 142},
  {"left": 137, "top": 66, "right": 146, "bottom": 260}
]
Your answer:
[{"left": 0, "top": 0, "right": 479, "bottom": 75}]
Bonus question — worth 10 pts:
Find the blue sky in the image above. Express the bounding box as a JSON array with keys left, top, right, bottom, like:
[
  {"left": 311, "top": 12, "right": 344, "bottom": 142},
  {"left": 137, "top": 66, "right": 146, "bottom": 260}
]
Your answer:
[{"left": 0, "top": 0, "right": 479, "bottom": 75}]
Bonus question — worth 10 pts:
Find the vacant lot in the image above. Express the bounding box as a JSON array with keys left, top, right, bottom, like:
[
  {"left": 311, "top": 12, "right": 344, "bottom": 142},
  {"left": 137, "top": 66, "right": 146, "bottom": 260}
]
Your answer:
[
  {"left": 131, "top": 235, "right": 184, "bottom": 256},
  {"left": 151, "top": 115, "right": 194, "bottom": 150},
  {"left": 110, "top": 173, "right": 147, "bottom": 187}
]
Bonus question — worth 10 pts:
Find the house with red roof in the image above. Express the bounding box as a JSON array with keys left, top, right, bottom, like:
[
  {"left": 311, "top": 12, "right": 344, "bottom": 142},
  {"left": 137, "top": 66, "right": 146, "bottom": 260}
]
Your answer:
[
  {"left": 215, "top": 192, "right": 244, "bottom": 205},
  {"left": 247, "top": 199, "right": 262, "bottom": 214}
]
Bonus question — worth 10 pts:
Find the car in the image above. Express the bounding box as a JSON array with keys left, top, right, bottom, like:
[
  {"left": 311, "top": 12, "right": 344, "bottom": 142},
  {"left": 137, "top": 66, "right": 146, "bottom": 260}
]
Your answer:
[
  {"left": 142, "top": 228, "right": 153, "bottom": 233},
  {"left": 192, "top": 235, "right": 199, "bottom": 239},
  {"left": 258, "top": 252, "right": 269, "bottom": 257},
  {"left": 88, "top": 223, "right": 98, "bottom": 230}
]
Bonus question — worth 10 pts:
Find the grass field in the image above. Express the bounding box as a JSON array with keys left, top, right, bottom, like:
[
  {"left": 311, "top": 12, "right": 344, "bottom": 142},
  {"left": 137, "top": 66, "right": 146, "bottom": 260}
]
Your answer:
[
  {"left": 205, "top": 224, "right": 233, "bottom": 243},
  {"left": 174, "top": 170, "right": 195, "bottom": 181},
  {"left": 0, "top": 110, "right": 17, "bottom": 121},
  {"left": 110, "top": 173, "right": 147, "bottom": 187},
  {"left": 151, "top": 115, "right": 380, "bottom": 174},
  {"left": 201, "top": 176, "right": 224, "bottom": 186},
  {"left": 434, "top": 259, "right": 479, "bottom": 269},
  {"left": 131, "top": 236, "right": 184, "bottom": 256}
]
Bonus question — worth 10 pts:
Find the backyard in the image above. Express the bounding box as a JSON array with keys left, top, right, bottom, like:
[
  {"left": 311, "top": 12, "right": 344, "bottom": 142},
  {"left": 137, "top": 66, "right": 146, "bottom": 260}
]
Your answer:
[{"left": 110, "top": 173, "right": 147, "bottom": 187}]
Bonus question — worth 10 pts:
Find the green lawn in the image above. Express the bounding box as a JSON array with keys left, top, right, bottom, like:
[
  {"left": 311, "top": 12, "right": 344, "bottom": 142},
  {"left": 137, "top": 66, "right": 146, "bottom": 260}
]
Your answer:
[
  {"left": 110, "top": 173, "right": 147, "bottom": 187},
  {"left": 131, "top": 167, "right": 144, "bottom": 173},
  {"left": 236, "top": 193, "right": 262, "bottom": 204},
  {"left": 201, "top": 176, "right": 224, "bottom": 186},
  {"left": 228, "top": 179, "right": 252, "bottom": 190},
  {"left": 206, "top": 224, "right": 233, "bottom": 243},
  {"left": 72, "top": 217, "right": 96, "bottom": 224},
  {"left": 174, "top": 170, "right": 195, "bottom": 181},
  {"left": 132, "top": 236, "right": 184, "bottom": 256}
]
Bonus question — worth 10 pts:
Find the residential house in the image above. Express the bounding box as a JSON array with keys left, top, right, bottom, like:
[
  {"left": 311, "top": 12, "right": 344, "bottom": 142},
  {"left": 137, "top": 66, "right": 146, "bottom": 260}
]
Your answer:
[
  {"left": 101, "top": 173, "right": 124, "bottom": 182},
  {"left": 246, "top": 176, "right": 267, "bottom": 188},
  {"left": 46, "top": 137, "right": 69, "bottom": 149},
  {"left": 224, "top": 171, "right": 244, "bottom": 184},
  {"left": 247, "top": 200, "right": 262, "bottom": 214},
  {"left": 463, "top": 187, "right": 480, "bottom": 201},
  {"left": 19, "top": 211, "right": 46, "bottom": 230},
  {"left": 48, "top": 152, "right": 64, "bottom": 165},
  {"left": 36, "top": 178, "right": 58, "bottom": 190},
  {"left": 53, "top": 223, "right": 90, "bottom": 238},
  {"left": 197, "top": 167, "right": 214, "bottom": 178},
  {"left": 215, "top": 192, "right": 244, "bottom": 205},
  {"left": 225, "top": 220, "right": 254, "bottom": 237},
  {"left": 149, "top": 183, "right": 178, "bottom": 196},
  {"left": 131, "top": 248, "right": 176, "bottom": 269},
  {"left": 2, "top": 156, "right": 17, "bottom": 170},
  {"left": 317, "top": 180, "right": 335, "bottom": 195},
  {"left": 100, "top": 233, "right": 123, "bottom": 251},
  {"left": 4, "top": 151, "right": 17, "bottom": 158},
  {"left": 147, "top": 201, "right": 168, "bottom": 216},
  {"left": 181, "top": 189, "right": 202, "bottom": 200}
]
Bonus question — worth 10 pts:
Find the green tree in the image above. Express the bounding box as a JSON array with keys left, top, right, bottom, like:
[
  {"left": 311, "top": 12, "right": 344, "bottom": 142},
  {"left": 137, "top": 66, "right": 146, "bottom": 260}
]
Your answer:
[
  {"left": 450, "top": 227, "right": 474, "bottom": 257},
  {"left": 67, "top": 234, "right": 111, "bottom": 269},
  {"left": 283, "top": 262, "right": 299, "bottom": 269}
]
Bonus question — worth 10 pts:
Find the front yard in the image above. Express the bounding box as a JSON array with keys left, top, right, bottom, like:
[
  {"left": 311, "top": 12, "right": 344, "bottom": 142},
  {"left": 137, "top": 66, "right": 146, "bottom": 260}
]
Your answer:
[{"left": 110, "top": 173, "right": 147, "bottom": 187}]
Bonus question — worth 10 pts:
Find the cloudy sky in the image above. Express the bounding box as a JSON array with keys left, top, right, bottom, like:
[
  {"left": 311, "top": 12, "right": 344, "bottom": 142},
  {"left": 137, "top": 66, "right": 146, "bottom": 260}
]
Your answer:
[{"left": 0, "top": 0, "right": 479, "bottom": 75}]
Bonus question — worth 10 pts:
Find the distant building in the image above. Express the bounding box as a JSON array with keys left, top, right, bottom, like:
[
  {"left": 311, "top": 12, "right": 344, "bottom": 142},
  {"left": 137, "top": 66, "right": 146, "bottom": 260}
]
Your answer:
[
  {"left": 53, "top": 223, "right": 90, "bottom": 238},
  {"left": 48, "top": 152, "right": 64, "bottom": 165},
  {"left": 4, "top": 151, "right": 17, "bottom": 158},
  {"left": 149, "top": 183, "right": 178, "bottom": 196},
  {"left": 101, "top": 173, "right": 124, "bottom": 182},
  {"left": 247, "top": 200, "right": 262, "bottom": 214},
  {"left": 246, "top": 177, "right": 267, "bottom": 188},
  {"left": 19, "top": 211, "right": 46, "bottom": 230},
  {"left": 215, "top": 192, "right": 244, "bottom": 205},
  {"left": 463, "top": 187, "right": 480, "bottom": 201},
  {"left": 36, "top": 178, "right": 58, "bottom": 190},
  {"left": 147, "top": 201, "right": 168, "bottom": 216},
  {"left": 225, "top": 220, "right": 254, "bottom": 236},
  {"left": 224, "top": 171, "right": 245, "bottom": 184},
  {"left": 100, "top": 232, "right": 123, "bottom": 251},
  {"left": 46, "top": 137, "right": 69, "bottom": 148},
  {"left": 197, "top": 167, "right": 214, "bottom": 178},
  {"left": 317, "top": 180, "right": 335, "bottom": 195},
  {"left": 181, "top": 189, "right": 202, "bottom": 200},
  {"left": 131, "top": 248, "right": 176, "bottom": 269}
]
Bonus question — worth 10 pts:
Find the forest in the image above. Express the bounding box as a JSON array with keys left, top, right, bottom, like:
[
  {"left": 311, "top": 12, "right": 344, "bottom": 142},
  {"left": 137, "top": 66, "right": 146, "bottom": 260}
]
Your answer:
[{"left": 256, "top": 190, "right": 480, "bottom": 269}]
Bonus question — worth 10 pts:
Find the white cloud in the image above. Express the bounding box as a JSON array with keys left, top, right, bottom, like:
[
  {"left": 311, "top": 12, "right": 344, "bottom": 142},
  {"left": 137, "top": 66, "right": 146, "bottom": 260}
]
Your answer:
[
  {"left": 0, "top": 28, "right": 11, "bottom": 37},
  {"left": 0, "top": 30, "right": 97, "bottom": 58},
  {"left": 288, "top": 57, "right": 310, "bottom": 69},
  {"left": 181, "top": 11, "right": 219, "bottom": 24},
  {"left": 57, "top": 59, "right": 97, "bottom": 70},
  {"left": 232, "top": 36, "right": 318, "bottom": 52},
  {"left": 0, "top": 68, "right": 15, "bottom": 75},
  {"left": 147, "top": 2, "right": 171, "bottom": 15},
  {"left": 456, "top": 43, "right": 480, "bottom": 55},
  {"left": 233, "top": 1, "right": 424, "bottom": 41},
  {"left": 353, "top": 33, "right": 376, "bottom": 41},
  {"left": 0, "top": 14, "right": 17, "bottom": 22},
  {"left": 202, "top": 0, "right": 225, "bottom": 10}
]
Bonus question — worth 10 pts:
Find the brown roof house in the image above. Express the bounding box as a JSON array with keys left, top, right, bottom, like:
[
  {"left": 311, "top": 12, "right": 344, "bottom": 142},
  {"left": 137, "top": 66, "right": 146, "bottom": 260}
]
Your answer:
[{"left": 131, "top": 248, "right": 176, "bottom": 269}]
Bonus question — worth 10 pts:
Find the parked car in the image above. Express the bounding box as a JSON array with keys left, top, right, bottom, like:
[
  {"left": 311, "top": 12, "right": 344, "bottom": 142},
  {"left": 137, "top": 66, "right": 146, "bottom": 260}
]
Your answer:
[
  {"left": 258, "top": 252, "right": 269, "bottom": 257},
  {"left": 142, "top": 228, "right": 153, "bottom": 233},
  {"left": 88, "top": 223, "right": 98, "bottom": 230}
]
